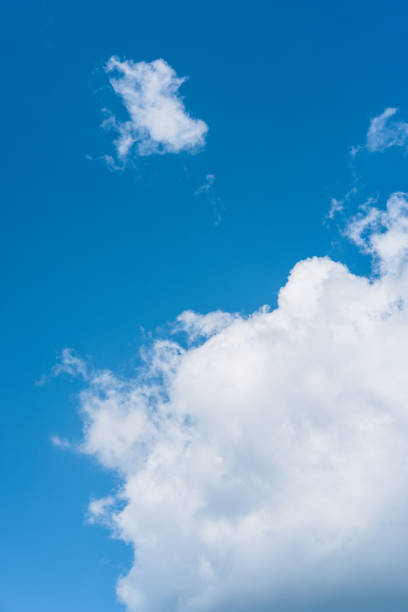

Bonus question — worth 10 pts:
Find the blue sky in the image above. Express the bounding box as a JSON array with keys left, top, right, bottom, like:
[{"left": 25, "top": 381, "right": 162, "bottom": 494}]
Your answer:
[{"left": 3, "top": 1, "right": 408, "bottom": 611}]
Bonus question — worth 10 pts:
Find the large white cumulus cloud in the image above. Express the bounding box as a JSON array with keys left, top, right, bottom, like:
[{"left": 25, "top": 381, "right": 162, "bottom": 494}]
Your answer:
[{"left": 65, "top": 193, "right": 408, "bottom": 610}]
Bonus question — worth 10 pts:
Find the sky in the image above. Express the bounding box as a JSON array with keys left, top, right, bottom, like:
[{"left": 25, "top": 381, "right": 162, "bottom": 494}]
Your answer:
[{"left": 3, "top": 1, "right": 408, "bottom": 611}]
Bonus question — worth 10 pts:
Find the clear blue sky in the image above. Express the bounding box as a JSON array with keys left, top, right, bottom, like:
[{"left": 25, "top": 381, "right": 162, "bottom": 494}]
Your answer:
[{"left": 2, "top": 1, "right": 408, "bottom": 611}]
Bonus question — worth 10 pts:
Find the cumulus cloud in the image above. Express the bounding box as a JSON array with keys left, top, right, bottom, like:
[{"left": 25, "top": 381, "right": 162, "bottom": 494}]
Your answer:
[
  {"left": 59, "top": 192, "right": 408, "bottom": 611},
  {"left": 103, "top": 57, "right": 208, "bottom": 161},
  {"left": 352, "top": 107, "right": 408, "bottom": 156}
]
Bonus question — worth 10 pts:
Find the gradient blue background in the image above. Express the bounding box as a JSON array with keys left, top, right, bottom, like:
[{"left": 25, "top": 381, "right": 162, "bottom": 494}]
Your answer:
[{"left": 2, "top": 1, "right": 408, "bottom": 610}]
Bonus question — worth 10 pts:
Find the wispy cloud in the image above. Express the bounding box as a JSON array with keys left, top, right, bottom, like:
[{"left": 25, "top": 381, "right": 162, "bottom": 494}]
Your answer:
[
  {"left": 327, "top": 186, "right": 358, "bottom": 220},
  {"left": 52, "top": 348, "right": 88, "bottom": 379},
  {"left": 352, "top": 107, "right": 408, "bottom": 156},
  {"left": 195, "top": 173, "right": 215, "bottom": 195},
  {"left": 87, "top": 496, "right": 116, "bottom": 526},
  {"left": 50, "top": 435, "right": 73, "bottom": 450},
  {"left": 195, "top": 173, "right": 223, "bottom": 225},
  {"left": 35, "top": 348, "right": 88, "bottom": 388},
  {"left": 103, "top": 57, "right": 208, "bottom": 163}
]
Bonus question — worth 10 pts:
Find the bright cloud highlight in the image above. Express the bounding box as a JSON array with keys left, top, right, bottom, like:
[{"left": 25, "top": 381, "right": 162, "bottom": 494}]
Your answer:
[
  {"left": 103, "top": 57, "right": 208, "bottom": 160},
  {"left": 59, "top": 191, "right": 408, "bottom": 611}
]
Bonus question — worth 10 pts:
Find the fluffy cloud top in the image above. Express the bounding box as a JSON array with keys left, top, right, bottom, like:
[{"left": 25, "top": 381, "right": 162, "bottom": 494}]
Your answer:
[
  {"left": 60, "top": 192, "right": 408, "bottom": 611},
  {"left": 104, "top": 57, "right": 208, "bottom": 160}
]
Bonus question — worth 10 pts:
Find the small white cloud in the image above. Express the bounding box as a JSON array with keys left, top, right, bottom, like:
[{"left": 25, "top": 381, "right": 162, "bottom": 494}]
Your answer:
[
  {"left": 346, "top": 192, "right": 408, "bottom": 276},
  {"left": 103, "top": 57, "right": 208, "bottom": 162},
  {"left": 354, "top": 107, "right": 408, "bottom": 155}
]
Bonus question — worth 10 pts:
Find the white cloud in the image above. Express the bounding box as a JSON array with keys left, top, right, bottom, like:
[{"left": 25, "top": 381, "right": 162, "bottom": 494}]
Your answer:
[
  {"left": 103, "top": 57, "right": 208, "bottom": 161},
  {"left": 346, "top": 192, "right": 408, "bottom": 276},
  {"left": 60, "top": 191, "right": 408, "bottom": 611},
  {"left": 353, "top": 107, "right": 408, "bottom": 155}
]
